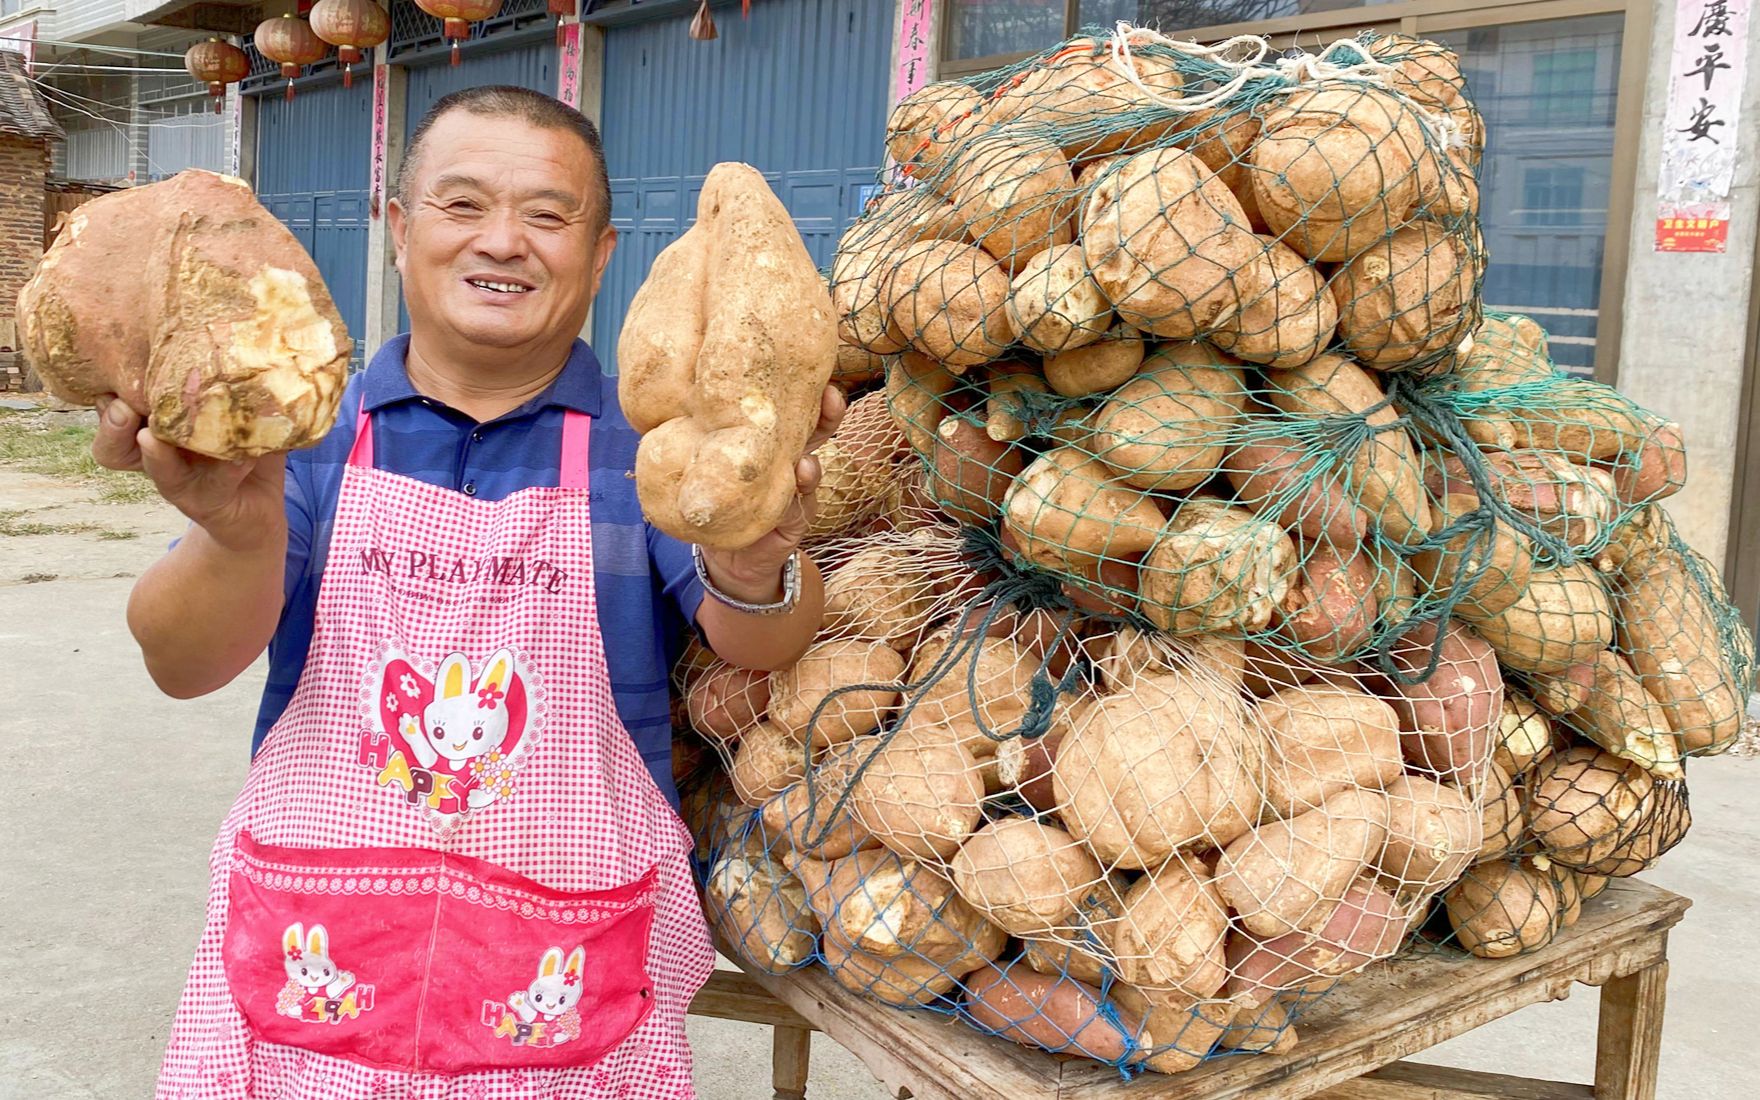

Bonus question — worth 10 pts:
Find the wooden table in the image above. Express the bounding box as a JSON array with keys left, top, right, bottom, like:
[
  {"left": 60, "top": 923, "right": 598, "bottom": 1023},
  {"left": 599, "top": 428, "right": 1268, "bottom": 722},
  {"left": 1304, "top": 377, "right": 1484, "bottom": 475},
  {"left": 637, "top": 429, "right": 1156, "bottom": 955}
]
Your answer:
[{"left": 687, "top": 879, "right": 1690, "bottom": 1100}]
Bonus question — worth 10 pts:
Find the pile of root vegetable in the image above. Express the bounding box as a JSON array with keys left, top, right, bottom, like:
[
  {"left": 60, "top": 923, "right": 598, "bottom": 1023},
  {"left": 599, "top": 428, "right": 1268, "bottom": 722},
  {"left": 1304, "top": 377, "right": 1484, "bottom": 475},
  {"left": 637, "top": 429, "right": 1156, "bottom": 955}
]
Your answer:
[{"left": 668, "top": 25, "right": 1757, "bottom": 1079}]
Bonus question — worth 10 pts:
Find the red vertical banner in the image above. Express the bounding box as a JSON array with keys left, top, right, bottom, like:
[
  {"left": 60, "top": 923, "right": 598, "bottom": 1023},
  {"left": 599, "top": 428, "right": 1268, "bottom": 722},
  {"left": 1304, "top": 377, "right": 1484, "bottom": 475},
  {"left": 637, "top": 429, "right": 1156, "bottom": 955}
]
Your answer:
[
  {"left": 557, "top": 22, "right": 583, "bottom": 109},
  {"left": 370, "top": 60, "right": 390, "bottom": 219},
  {"left": 895, "top": 0, "right": 934, "bottom": 103}
]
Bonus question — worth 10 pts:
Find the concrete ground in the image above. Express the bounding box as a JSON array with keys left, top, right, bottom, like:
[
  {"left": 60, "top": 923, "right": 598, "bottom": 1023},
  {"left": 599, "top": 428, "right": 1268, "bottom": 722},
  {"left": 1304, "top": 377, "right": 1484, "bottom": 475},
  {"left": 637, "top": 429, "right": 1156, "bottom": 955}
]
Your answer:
[{"left": 2, "top": 403, "right": 1756, "bottom": 1099}]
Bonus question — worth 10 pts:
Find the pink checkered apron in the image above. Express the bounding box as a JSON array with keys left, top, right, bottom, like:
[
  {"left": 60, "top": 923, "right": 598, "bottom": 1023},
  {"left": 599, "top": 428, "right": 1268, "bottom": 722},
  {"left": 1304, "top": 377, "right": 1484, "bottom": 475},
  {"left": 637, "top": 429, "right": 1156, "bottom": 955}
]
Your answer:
[{"left": 156, "top": 404, "right": 715, "bottom": 1100}]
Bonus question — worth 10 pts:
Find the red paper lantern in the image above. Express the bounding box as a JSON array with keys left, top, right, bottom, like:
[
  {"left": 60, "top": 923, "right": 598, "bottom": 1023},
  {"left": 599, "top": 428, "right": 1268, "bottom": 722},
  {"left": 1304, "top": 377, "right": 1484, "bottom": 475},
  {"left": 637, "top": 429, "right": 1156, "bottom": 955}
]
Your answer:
[
  {"left": 414, "top": 0, "right": 504, "bottom": 66},
  {"left": 547, "top": 0, "right": 574, "bottom": 47},
  {"left": 184, "top": 38, "right": 250, "bottom": 114},
  {"left": 254, "top": 14, "right": 329, "bottom": 100},
  {"left": 309, "top": 0, "right": 390, "bottom": 88}
]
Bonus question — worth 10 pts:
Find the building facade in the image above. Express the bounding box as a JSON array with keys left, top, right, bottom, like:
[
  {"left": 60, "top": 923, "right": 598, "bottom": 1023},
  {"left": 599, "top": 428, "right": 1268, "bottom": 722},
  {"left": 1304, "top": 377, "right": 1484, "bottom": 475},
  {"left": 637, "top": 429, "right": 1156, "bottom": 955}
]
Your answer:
[{"left": 2, "top": 0, "right": 1756, "bottom": 629}]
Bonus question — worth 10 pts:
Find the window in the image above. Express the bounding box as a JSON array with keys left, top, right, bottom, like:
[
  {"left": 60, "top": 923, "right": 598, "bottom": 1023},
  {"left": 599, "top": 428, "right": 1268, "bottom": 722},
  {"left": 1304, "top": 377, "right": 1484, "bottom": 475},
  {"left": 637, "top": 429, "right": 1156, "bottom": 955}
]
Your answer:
[
  {"left": 1531, "top": 48, "right": 1601, "bottom": 126},
  {"left": 1079, "top": 0, "right": 1398, "bottom": 30},
  {"left": 1521, "top": 165, "right": 1588, "bottom": 227},
  {"left": 944, "top": 0, "right": 1066, "bottom": 63},
  {"left": 1434, "top": 16, "right": 1623, "bottom": 375}
]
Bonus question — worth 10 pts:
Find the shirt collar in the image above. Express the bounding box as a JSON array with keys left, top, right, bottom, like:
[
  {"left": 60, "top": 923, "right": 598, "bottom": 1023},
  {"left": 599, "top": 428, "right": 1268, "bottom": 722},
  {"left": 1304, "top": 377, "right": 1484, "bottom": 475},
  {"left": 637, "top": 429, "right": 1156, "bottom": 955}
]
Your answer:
[{"left": 360, "top": 334, "right": 605, "bottom": 419}]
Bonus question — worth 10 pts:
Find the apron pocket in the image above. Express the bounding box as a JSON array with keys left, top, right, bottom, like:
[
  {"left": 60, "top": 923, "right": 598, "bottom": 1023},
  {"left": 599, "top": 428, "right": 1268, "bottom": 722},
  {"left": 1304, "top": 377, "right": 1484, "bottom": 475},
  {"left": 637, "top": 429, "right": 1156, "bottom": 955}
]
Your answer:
[
  {"left": 222, "top": 834, "right": 660, "bottom": 1075},
  {"left": 223, "top": 833, "right": 438, "bottom": 1072},
  {"left": 418, "top": 855, "right": 660, "bottom": 1074}
]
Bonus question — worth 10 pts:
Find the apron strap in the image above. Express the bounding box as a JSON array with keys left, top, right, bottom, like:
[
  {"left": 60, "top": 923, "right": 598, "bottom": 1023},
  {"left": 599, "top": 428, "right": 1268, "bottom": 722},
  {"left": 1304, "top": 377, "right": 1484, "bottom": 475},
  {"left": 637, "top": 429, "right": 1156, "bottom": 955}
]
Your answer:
[
  {"left": 347, "top": 397, "right": 592, "bottom": 490},
  {"left": 346, "top": 391, "right": 374, "bottom": 469},
  {"left": 560, "top": 409, "right": 591, "bottom": 490}
]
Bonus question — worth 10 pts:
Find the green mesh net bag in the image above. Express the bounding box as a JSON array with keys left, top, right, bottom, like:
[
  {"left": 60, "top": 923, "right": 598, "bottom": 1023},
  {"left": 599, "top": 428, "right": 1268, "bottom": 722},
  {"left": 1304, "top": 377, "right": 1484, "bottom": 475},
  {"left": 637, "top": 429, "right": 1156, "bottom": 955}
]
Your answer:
[{"left": 671, "top": 21, "right": 1756, "bottom": 1081}]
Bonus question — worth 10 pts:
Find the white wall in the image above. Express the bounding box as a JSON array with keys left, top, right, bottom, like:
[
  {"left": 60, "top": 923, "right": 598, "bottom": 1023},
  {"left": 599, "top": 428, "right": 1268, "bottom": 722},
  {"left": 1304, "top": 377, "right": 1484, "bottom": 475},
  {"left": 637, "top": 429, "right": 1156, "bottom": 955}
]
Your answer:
[{"left": 1616, "top": 0, "right": 1760, "bottom": 571}]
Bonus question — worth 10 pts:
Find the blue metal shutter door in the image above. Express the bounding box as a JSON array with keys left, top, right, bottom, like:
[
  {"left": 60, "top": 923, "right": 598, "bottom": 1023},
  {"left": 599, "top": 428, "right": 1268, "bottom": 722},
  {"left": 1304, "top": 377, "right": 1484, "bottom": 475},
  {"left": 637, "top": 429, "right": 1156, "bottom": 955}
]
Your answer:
[
  {"left": 255, "top": 81, "right": 374, "bottom": 370},
  {"left": 592, "top": 0, "right": 893, "bottom": 361}
]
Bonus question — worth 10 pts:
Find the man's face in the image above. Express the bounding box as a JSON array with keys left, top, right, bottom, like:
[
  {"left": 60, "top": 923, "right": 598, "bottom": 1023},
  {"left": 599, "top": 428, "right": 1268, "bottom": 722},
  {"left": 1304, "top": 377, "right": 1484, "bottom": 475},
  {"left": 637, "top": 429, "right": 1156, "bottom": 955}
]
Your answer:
[{"left": 389, "top": 111, "right": 616, "bottom": 354}]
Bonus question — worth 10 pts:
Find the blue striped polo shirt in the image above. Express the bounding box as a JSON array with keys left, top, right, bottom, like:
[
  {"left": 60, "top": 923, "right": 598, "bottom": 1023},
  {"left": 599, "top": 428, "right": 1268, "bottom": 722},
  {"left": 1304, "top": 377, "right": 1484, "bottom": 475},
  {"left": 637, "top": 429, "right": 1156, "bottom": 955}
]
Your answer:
[{"left": 258, "top": 334, "right": 704, "bottom": 809}]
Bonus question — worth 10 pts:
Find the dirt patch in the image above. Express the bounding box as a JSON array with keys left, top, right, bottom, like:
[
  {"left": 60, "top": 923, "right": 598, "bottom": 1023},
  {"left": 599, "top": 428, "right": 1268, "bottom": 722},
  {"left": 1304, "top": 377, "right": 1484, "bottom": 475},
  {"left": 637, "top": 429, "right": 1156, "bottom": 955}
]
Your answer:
[{"left": 0, "top": 399, "right": 183, "bottom": 585}]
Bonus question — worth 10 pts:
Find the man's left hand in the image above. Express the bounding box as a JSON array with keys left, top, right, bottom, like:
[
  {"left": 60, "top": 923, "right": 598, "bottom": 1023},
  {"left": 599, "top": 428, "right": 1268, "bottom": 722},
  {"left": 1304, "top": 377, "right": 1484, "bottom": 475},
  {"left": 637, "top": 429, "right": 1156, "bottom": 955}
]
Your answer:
[{"left": 697, "top": 386, "right": 846, "bottom": 603}]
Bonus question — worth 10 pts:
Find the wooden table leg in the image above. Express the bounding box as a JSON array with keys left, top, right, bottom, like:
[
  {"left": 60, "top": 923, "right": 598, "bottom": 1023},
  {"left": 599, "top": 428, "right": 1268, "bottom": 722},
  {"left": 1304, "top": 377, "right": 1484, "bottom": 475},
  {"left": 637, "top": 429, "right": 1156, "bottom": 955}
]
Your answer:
[
  {"left": 773, "top": 1023, "right": 813, "bottom": 1100},
  {"left": 1594, "top": 959, "right": 1668, "bottom": 1100}
]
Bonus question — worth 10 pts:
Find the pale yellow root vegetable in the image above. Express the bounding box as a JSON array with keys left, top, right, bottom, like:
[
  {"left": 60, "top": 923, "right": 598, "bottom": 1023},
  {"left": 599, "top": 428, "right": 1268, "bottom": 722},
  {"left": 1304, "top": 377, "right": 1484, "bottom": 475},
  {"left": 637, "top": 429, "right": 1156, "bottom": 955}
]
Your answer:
[
  {"left": 1137, "top": 499, "right": 1297, "bottom": 636},
  {"left": 1053, "top": 670, "right": 1263, "bottom": 868},
  {"left": 1564, "top": 650, "right": 1684, "bottom": 777},
  {"left": 767, "top": 639, "right": 906, "bottom": 750},
  {"left": 762, "top": 766, "right": 877, "bottom": 864},
  {"left": 823, "top": 847, "right": 999, "bottom": 965},
  {"left": 1576, "top": 779, "right": 1691, "bottom": 877},
  {"left": 1493, "top": 692, "right": 1557, "bottom": 778},
  {"left": 831, "top": 245, "right": 909, "bottom": 355},
  {"left": 1250, "top": 85, "right": 1425, "bottom": 262},
  {"left": 1112, "top": 984, "right": 1236, "bottom": 1075},
  {"left": 730, "top": 720, "right": 808, "bottom": 807},
  {"left": 847, "top": 725, "right": 986, "bottom": 861},
  {"left": 1256, "top": 683, "right": 1403, "bottom": 819},
  {"left": 1007, "top": 241, "right": 1112, "bottom": 354},
  {"left": 1211, "top": 235, "right": 1338, "bottom": 369},
  {"left": 989, "top": 34, "right": 1187, "bottom": 158},
  {"left": 1263, "top": 354, "right": 1432, "bottom": 543},
  {"left": 809, "top": 389, "right": 908, "bottom": 540},
  {"left": 1043, "top": 322, "right": 1146, "bottom": 397},
  {"left": 1615, "top": 538, "right": 1753, "bottom": 756},
  {"left": 1531, "top": 854, "right": 1583, "bottom": 929},
  {"left": 1081, "top": 145, "right": 1270, "bottom": 339},
  {"left": 1220, "top": 998, "right": 1299, "bottom": 1054},
  {"left": 1087, "top": 343, "right": 1248, "bottom": 492},
  {"left": 1408, "top": 490, "right": 1534, "bottom": 620},
  {"left": 1457, "top": 560, "right": 1614, "bottom": 676},
  {"left": 1214, "top": 787, "right": 1392, "bottom": 939},
  {"left": 950, "top": 817, "right": 1102, "bottom": 937},
  {"left": 1468, "top": 760, "right": 1525, "bottom": 864},
  {"left": 821, "top": 543, "right": 939, "bottom": 650},
  {"left": 1526, "top": 746, "right": 1655, "bottom": 869},
  {"left": 884, "top": 238, "right": 1016, "bottom": 370},
  {"left": 1002, "top": 445, "right": 1166, "bottom": 576},
  {"left": 948, "top": 136, "right": 1080, "bottom": 275},
  {"left": 984, "top": 360, "right": 1051, "bottom": 443},
  {"left": 1103, "top": 857, "right": 1231, "bottom": 1000},
  {"left": 619, "top": 163, "right": 835, "bottom": 551},
  {"left": 1378, "top": 775, "right": 1482, "bottom": 895},
  {"left": 1331, "top": 221, "right": 1476, "bottom": 370},
  {"left": 1444, "top": 860, "right": 1559, "bottom": 958},
  {"left": 820, "top": 929, "right": 959, "bottom": 1007},
  {"left": 685, "top": 659, "right": 771, "bottom": 746},
  {"left": 898, "top": 630, "right": 1039, "bottom": 760},
  {"left": 885, "top": 80, "right": 983, "bottom": 181},
  {"left": 706, "top": 835, "right": 820, "bottom": 974}
]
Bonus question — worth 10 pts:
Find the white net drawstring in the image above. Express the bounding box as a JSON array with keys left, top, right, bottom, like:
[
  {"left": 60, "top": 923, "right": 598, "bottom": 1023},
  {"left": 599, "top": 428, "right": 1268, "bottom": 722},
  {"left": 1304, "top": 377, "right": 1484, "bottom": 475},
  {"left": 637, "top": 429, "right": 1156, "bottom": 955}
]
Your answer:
[{"left": 1107, "top": 23, "right": 1456, "bottom": 148}]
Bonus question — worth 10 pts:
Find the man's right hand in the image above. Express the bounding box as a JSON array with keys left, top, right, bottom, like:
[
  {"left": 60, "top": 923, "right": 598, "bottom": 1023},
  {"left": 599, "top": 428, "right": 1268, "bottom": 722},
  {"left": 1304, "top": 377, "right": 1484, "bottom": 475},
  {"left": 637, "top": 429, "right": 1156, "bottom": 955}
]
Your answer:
[{"left": 94, "top": 395, "right": 288, "bottom": 554}]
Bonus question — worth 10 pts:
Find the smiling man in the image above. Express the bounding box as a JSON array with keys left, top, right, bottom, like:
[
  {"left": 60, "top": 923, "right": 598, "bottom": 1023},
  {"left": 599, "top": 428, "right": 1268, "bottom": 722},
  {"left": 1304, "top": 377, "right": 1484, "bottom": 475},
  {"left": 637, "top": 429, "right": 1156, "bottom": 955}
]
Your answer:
[{"left": 96, "top": 86, "right": 840, "bottom": 1099}]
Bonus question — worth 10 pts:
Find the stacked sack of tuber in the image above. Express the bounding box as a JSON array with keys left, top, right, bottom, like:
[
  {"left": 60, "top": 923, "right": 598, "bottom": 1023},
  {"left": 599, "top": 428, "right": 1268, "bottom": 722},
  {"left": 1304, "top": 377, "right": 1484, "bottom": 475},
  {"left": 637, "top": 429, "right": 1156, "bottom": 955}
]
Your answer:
[{"left": 663, "top": 25, "right": 1756, "bottom": 1078}]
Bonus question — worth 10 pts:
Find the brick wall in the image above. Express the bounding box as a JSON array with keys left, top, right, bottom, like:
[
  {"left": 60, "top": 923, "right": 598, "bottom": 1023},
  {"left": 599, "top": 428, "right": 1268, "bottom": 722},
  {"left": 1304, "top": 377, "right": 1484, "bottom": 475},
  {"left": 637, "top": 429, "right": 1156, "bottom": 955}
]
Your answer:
[{"left": 0, "top": 136, "right": 49, "bottom": 392}]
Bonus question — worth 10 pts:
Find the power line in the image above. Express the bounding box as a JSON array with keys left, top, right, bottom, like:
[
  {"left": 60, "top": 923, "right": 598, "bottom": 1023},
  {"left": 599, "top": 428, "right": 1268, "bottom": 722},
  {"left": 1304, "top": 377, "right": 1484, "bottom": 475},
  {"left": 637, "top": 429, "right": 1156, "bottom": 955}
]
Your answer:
[
  {"left": 32, "top": 61, "right": 191, "bottom": 74},
  {"left": 0, "top": 34, "right": 195, "bottom": 59},
  {"left": 34, "top": 81, "right": 178, "bottom": 179}
]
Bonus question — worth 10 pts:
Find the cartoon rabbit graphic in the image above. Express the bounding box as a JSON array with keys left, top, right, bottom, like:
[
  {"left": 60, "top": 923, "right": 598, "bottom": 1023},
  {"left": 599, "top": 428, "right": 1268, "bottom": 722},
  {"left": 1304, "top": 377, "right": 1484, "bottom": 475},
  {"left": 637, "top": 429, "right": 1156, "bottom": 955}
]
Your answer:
[
  {"left": 507, "top": 946, "right": 585, "bottom": 1043},
  {"left": 279, "top": 923, "right": 356, "bottom": 1017},
  {"left": 411, "top": 648, "right": 518, "bottom": 807}
]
